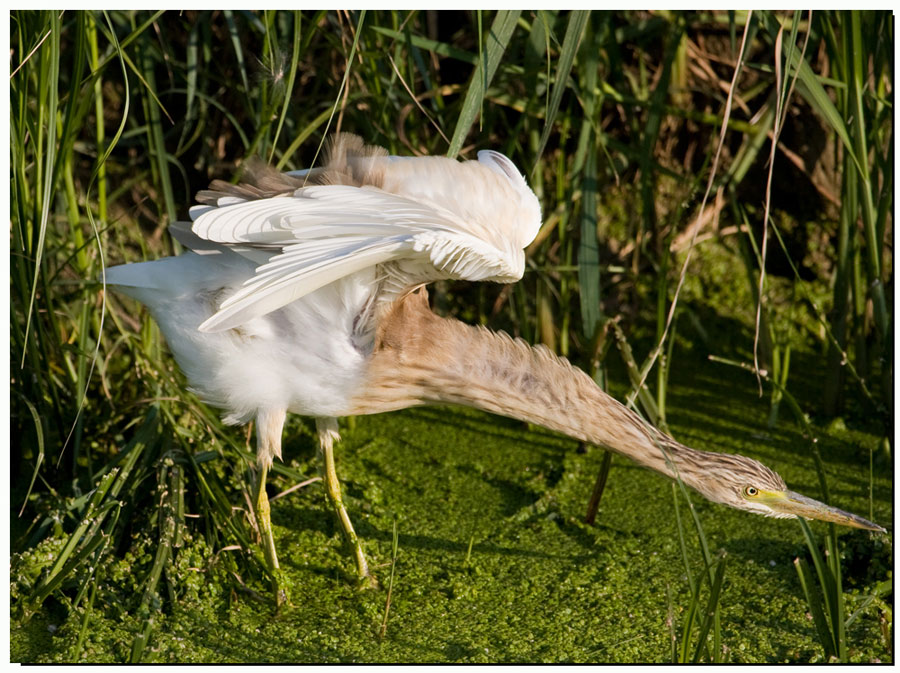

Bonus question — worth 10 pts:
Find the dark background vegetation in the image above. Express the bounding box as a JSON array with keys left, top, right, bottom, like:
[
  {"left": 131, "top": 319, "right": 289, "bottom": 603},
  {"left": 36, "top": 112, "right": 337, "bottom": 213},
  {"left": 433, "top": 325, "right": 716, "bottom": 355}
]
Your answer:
[{"left": 10, "top": 9, "right": 892, "bottom": 662}]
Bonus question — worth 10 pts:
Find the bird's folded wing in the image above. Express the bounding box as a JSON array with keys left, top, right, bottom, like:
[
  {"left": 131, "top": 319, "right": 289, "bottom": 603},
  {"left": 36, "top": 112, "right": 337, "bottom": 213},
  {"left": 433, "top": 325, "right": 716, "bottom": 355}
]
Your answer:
[{"left": 192, "top": 185, "right": 521, "bottom": 332}]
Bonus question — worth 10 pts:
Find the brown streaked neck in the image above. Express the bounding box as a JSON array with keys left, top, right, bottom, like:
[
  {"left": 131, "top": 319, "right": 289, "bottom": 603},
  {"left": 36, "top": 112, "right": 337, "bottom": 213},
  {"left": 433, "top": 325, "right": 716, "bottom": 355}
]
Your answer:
[{"left": 350, "top": 290, "right": 707, "bottom": 485}]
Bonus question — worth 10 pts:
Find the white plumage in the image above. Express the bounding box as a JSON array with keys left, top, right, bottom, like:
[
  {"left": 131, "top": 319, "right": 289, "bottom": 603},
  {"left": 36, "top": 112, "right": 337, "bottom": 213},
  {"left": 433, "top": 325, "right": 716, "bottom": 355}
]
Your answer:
[
  {"left": 107, "top": 136, "right": 541, "bottom": 427},
  {"left": 190, "top": 151, "right": 540, "bottom": 332},
  {"left": 104, "top": 135, "right": 542, "bottom": 598}
]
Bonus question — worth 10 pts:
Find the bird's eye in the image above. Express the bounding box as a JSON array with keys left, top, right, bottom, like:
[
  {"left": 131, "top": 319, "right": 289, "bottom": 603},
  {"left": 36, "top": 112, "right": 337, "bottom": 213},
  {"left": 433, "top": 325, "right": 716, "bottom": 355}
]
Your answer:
[{"left": 743, "top": 486, "right": 759, "bottom": 497}]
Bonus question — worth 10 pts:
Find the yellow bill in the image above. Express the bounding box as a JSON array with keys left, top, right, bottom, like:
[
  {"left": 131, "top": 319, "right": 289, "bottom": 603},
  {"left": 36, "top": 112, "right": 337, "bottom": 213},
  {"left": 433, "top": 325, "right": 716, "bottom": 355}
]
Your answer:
[{"left": 764, "top": 489, "right": 885, "bottom": 532}]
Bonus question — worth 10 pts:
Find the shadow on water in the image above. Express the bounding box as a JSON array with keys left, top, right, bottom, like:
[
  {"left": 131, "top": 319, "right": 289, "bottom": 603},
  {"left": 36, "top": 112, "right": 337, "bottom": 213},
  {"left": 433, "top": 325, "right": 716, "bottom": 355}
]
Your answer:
[
  {"left": 276, "top": 500, "right": 596, "bottom": 567},
  {"left": 394, "top": 406, "right": 573, "bottom": 456}
]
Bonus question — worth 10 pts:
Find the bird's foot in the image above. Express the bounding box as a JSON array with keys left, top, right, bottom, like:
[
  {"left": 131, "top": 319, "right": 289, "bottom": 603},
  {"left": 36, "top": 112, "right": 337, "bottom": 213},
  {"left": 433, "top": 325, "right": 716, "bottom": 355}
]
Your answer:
[
  {"left": 347, "top": 537, "right": 379, "bottom": 589},
  {"left": 355, "top": 568, "right": 379, "bottom": 591},
  {"left": 262, "top": 553, "right": 290, "bottom": 611},
  {"left": 273, "top": 582, "right": 289, "bottom": 610},
  {"left": 253, "top": 463, "right": 290, "bottom": 609},
  {"left": 264, "top": 557, "right": 289, "bottom": 610}
]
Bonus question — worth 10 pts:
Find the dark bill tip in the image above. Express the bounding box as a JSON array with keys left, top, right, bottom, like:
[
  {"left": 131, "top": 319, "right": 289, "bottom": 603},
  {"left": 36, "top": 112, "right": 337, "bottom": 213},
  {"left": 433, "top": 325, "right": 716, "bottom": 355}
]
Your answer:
[{"left": 780, "top": 491, "right": 886, "bottom": 533}]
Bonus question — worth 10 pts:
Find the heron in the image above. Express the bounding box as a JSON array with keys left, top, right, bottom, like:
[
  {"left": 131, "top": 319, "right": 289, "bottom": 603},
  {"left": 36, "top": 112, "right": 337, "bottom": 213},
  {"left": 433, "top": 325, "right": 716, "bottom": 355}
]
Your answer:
[{"left": 105, "top": 134, "right": 884, "bottom": 606}]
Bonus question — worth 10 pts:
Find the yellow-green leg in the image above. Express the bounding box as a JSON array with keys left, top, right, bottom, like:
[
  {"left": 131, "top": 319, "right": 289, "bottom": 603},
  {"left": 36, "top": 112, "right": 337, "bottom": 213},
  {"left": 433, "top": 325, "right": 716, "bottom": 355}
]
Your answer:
[
  {"left": 317, "top": 417, "right": 376, "bottom": 587},
  {"left": 255, "top": 408, "right": 288, "bottom": 608},
  {"left": 254, "top": 461, "right": 287, "bottom": 607}
]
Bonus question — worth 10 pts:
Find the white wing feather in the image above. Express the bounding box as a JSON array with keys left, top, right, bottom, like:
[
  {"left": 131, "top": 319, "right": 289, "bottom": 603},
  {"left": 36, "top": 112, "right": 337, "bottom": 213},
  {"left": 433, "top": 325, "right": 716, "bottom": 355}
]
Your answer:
[{"left": 193, "top": 185, "right": 524, "bottom": 332}]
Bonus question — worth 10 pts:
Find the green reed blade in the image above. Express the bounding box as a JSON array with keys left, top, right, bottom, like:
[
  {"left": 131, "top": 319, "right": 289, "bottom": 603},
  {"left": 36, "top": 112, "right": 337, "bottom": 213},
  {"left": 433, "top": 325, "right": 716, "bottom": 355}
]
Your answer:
[
  {"left": 760, "top": 12, "right": 861, "bottom": 176},
  {"left": 270, "top": 11, "right": 302, "bottom": 162},
  {"left": 446, "top": 10, "right": 520, "bottom": 157},
  {"left": 15, "top": 392, "right": 45, "bottom": 517},
  {"left": 533, "top": 10, "right": 588, "bottom": 165},
  {"left": 21, "top": 10, "right": 60, "bottom": 368},
  {"left": 223, "top": 10, "right": 250, "bottom": 97},
  {"left": 370, "top": 25, "right": 478, "bottom": 65},
  {"left": 797, "top": 519, "right": 838, "bottom": 639},
  {"left": 794, "top": 555, "right": 836, "bottom": 659},
  {"left": 692, "top": 553, "right": 726, "bottom": 663}
]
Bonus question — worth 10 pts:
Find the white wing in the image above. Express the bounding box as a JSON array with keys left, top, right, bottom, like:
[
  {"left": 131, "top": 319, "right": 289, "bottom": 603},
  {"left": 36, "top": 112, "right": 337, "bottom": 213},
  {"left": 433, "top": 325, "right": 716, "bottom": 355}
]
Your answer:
[{"left": 191, "top": 185, "right": 525, "bottom": 332}]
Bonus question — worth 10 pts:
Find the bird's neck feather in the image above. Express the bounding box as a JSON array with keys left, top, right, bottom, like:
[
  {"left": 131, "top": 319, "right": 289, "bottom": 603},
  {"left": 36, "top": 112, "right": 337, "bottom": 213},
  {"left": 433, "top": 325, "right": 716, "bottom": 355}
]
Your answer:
[{"left": 351, "top": 291, "right": 710, "bottom": 489}]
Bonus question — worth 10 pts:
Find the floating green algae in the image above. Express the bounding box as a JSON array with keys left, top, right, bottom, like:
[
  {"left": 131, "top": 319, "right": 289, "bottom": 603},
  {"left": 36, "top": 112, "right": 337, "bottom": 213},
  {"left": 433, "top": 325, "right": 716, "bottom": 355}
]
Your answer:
[{"left": 11, "top": 349, "right": 892, "bottom": 662}]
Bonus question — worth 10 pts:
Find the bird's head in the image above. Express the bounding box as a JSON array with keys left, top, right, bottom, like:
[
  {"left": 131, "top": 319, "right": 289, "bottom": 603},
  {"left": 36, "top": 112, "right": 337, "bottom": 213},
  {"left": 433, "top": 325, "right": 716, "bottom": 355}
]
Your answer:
[{"left": 684, "top": 452, "right": 885, "bottom": 532}]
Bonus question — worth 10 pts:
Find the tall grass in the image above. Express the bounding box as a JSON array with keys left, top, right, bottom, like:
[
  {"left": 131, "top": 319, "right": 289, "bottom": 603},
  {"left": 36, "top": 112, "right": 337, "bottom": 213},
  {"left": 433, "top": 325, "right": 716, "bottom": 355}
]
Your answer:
[{"left": 10, "top": 9, "right": 891, "bottom": 661}]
